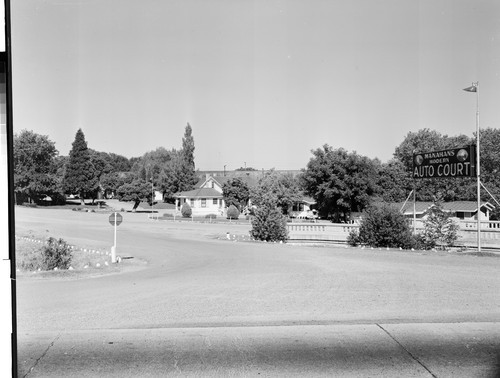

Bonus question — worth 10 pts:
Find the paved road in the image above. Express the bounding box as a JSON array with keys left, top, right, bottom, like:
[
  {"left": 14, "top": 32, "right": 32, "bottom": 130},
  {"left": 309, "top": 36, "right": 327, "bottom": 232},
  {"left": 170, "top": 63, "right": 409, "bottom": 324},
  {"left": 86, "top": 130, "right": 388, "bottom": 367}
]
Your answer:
[{"left": 14, "top": 206, "right": 500, "bottom": 376}]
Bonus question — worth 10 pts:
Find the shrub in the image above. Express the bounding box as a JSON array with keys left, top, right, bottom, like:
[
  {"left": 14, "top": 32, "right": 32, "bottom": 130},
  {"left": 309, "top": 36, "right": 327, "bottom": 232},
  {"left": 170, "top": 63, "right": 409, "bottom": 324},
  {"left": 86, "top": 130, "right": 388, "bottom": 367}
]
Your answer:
[
  {"left": 40, "top": 237, "right": 73, "bottom": 270},
  {"left": 181, "top": 202, "right": 192, "bottom": 218},
  {"left": 205, "top": 214, "right": 217, "bottom": 219},
  {"left": 351, "top": 204, "right": 413, "bottom": 248},
  {"left": 16, "top": 240, "right": 44, "bottom": 271},
  {"left": 250, "top": 201, "right": 288, "bottom": 242},
  {"left": 422, "top": 201, "right": 460, "bottom": 250},
  {"left": 227, "top": 205, "right": 240, "bottom": 220}
]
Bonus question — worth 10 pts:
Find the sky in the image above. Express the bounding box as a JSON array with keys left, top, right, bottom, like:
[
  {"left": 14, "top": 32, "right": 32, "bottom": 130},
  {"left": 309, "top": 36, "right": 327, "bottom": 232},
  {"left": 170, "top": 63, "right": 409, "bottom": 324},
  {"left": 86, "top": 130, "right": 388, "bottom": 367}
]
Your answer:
[{"left": 10, "top": 0, "right": 500, "bottom": 171}]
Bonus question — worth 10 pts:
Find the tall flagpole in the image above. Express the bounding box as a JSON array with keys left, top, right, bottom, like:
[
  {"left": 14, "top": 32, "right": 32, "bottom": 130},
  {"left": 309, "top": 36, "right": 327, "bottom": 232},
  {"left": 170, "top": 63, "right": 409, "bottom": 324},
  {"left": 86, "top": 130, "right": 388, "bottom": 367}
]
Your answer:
[{"left": 463, "top": 82, "right": 480, "bottom": 251}]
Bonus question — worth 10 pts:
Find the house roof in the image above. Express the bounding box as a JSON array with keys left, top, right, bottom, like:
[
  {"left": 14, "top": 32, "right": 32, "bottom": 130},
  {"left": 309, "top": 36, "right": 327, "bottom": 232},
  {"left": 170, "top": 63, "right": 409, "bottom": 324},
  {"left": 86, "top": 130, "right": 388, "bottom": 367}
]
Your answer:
[
  {"left": 175, "top": 187, "right": 223, "bottom": 198},
  {"left": 398, "top": 201, "right": 494, "bottom": 214}
]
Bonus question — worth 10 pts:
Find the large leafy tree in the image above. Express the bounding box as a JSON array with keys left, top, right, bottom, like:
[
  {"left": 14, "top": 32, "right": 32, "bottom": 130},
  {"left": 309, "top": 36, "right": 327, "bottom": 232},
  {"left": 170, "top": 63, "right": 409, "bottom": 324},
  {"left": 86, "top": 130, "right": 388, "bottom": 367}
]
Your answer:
[
  {"left": 158, "top": 151, "right": 196, "bottom": 200},
  {"left": 300, "top": 145, "right": 378, "bottom": 222},
  {"left": 222, "top": 178, "right": 250, "bottom": 210},
  {"left": 130, "top": 147, "right": 173, "bottom": 181},
  {"left": 13, "top": 130, "right": 60, "bottom": 204},
  {"left": 116, "top": 179, "right": 151, "bottom": 211},
  {"left": 63, "top": 129, "right": 98, "bottom": 204},
  {"left": 250, "top": 170, "right": 302, "bottom": 216},
  {"left": 393, "top": 129, "right": 478, "bottom": 202},
  {"left": 478, "top": 127, "right": 500, "bottom": 205},
  {"left": 100, "top": 172, "right": 131, "bottom": 199},
  {"left": 130, "top": 124, "right": 197, "bottom": 201},
  {"left": 107, "top": 153, "right": 132, "bottom": 172},
  {"left": 375, "top": 159, "right": 412, "bottom": 203}
]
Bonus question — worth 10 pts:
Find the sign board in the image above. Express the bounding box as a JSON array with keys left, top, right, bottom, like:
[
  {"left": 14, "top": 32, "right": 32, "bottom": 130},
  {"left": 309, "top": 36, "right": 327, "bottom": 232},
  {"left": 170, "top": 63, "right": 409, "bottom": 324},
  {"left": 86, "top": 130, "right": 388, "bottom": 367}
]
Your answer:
[
  {"left": 109, "top": 212, "right": 123, "bottom": 226},
  {"left": 413, "top": 146, "right": 476, "bottom": 179}
]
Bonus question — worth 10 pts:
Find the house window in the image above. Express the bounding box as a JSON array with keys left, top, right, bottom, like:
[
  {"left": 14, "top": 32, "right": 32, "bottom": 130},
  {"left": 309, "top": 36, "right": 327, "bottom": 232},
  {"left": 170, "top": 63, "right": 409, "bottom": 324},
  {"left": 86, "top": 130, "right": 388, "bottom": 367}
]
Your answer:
[
  {"left": 201, "top": 198, "right": 206, "bottom": 208},
  {"left": 211, "top": 181, "right": 214, "bottom": 188},
  {"left": 213, "top": 198, "right": 218, "bottom": 205}
]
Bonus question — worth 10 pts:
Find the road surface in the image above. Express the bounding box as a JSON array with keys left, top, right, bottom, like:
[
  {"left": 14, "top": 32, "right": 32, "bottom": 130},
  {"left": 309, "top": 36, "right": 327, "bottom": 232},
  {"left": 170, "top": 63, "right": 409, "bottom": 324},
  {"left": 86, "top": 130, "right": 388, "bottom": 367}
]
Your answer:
[{"left": 14, "top": 206, "right": 500, "bottom": 377}]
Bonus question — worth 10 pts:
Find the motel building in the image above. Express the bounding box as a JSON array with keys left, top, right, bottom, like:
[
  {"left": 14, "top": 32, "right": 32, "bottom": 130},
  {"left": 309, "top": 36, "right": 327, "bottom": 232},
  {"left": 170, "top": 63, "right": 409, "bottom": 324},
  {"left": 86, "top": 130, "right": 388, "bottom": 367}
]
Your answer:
[{"left": 397, "top": 201, "right": 495, "bottom": 226}]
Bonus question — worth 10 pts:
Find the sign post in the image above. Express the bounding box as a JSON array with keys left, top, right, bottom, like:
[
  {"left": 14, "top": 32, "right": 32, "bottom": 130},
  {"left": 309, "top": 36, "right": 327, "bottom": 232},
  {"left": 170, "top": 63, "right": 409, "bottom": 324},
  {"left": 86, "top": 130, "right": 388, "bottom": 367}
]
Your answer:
[{"left": 109, "top": 212, "right": 123, "bottom": 263}]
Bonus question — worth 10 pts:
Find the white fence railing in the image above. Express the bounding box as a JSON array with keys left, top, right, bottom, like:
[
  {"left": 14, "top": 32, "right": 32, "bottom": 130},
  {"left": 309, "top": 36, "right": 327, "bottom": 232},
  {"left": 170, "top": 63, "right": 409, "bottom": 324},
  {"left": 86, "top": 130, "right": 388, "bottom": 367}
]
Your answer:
[{"left": 287, "top": 221, "right": 500, "bottom": 248}]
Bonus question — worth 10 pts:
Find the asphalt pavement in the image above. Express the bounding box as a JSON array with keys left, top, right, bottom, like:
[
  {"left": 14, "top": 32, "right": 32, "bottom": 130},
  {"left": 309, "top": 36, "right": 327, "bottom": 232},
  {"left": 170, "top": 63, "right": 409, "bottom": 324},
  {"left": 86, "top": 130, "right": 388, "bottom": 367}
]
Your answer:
[
  {"left": 14, "top": 206, "right": 500, "bottom": 377},
  {"left": 17, "top": 322, "right": 500, "bottom": 377}
]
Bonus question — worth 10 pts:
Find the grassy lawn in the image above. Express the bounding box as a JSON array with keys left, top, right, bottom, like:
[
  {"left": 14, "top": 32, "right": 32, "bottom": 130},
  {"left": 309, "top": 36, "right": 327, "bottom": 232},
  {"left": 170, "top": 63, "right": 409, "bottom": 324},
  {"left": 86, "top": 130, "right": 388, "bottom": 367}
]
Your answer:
[{"left": 15, "top": 233, "right": 122, "bottom": 278}]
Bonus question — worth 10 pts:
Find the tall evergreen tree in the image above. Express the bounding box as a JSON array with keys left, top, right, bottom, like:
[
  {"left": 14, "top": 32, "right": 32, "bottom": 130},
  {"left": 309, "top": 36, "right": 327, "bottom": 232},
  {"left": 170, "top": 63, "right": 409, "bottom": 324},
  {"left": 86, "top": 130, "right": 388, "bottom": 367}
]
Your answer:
[
  {"left": 63, "top": 129, "right": 98, "bottom": 204},
  {"left": 182, "top": 123, "right": 195, "bottom": 169}
]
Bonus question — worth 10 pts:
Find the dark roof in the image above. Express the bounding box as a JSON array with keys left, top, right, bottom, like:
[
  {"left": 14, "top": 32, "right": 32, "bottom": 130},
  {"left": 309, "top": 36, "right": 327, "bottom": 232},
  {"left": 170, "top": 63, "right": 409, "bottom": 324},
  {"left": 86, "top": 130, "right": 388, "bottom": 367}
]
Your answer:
[
  {"left": 175, "top": 188, "right": 222, "bottom": 198},
  {"left": 398, "top": 201, "right": 494, "bottom": 214}
]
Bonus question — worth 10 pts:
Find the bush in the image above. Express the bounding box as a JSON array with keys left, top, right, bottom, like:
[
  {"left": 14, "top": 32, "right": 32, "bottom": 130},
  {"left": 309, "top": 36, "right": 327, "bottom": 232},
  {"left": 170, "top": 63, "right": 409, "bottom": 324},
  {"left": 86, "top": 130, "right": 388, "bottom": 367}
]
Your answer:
[
  {"left": 349, "top": 204, "right": 414, "bottom": 249},
  {"left": 181, "top": 202, "right": 192, "bottom": 218},
  {"left": 205, "top": 214, "right": 217, "bottom": 219},
  {"left": 422, "top": 201, "right": 460, "bottom": 250},
  {"left": 250, "top": 201, "right": 288, "bottom": 242},
  {"left": 227, "top": 205, "right": 240, "bottom": 220},
  {"left": 40, "top": 237, "right": 73, "bottom": 270}
]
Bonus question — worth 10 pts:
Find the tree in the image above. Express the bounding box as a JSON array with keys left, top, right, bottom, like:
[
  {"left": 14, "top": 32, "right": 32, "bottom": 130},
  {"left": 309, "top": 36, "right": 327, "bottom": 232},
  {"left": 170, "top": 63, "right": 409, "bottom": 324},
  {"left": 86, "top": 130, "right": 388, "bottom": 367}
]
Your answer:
[
  {"left": 250, "top": 198, "right": 288, "bottom": 242},
  {"left": 375, "top": 159, "right": 412, "bottom": 203},
  {"left": 478, "top": 128, "right": 500, "bottom": 203},
  {"left": 347, "top": 204, "right": 415, "bottom": 249},
  {"left": 227, "top": 204, "right": 240, "bottom": 220},
  {"left": 222, "top": 178, "right": 250, "bottom": 210},
  {"left": 116, "top": 179, "right": 151, "bottom": 211},
  {"left": 13, "top": 130, "right": 60, "bottom": 204},
  {"left": 235, "top": 167, "right": 257, "bottom": 171},
  {"left": 422, "top": 199, "right": 460, "bottom": 250},
  {"left": 89, "top": 150, "right": 113, "bottom": 200},
  {"left": 100, "top": 172, "right": 130, "bottom": 199},
  {"left": 159, "top": 151, "right": 197, "bottom": 200},
  {"left": 108, "top": 153, "right": 132, "bottom": 172},
  {"left": 182, "top": 123, "right": 195, "bottom": 169},
  {"left": 394, "top": 129, "right": 471, "bottom": 171},
  {"left": 300, "top": 146, "right": 378, "bottom": 222},
  {"left": 250, "top": 170, "right": 302, "bottom": 216},
  {"left": 63, "top": 129, "right": 98, "bottom": 204},
  {"left": 393, "top": 129, "right": 475, "bottom": 202},
  {"left": 130, "top": 147, "right": 173, "bottom": 182}
]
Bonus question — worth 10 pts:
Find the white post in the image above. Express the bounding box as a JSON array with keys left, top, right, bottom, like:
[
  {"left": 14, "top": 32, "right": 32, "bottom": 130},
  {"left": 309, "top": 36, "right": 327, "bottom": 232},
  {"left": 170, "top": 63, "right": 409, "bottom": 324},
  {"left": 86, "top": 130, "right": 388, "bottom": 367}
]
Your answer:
[
  {"left": 464, "top": 82, "right": 481, "bottom": 252},
  {"left": 413, "top": 188, "right": 416, "bottom": 235},
  {"left": 111, "top": 212, "right": 117, "bottom": 263},
  {"left": 476, "top": 84, "right": 481, "bottom": 252}
]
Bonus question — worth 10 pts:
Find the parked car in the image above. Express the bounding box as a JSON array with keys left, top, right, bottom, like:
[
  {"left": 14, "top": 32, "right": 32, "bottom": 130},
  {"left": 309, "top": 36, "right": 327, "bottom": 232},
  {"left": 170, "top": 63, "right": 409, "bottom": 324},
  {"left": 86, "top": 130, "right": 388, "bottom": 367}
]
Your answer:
[{"left": 294, "top": 210, "right": 318, "bottom": 220}]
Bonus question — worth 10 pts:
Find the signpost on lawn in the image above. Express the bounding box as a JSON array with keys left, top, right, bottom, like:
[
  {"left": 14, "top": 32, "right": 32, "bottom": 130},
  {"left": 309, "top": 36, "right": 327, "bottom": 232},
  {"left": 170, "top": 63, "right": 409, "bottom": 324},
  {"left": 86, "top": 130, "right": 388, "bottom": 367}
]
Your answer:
[{"left": 109, "top": 212, "right": 123, "bottom": 263}]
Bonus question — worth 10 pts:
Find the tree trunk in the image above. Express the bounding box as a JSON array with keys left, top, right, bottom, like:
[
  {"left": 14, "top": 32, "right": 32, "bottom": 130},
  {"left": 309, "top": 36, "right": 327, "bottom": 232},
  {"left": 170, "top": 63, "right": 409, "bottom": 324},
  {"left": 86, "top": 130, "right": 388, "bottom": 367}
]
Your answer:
[{"left": 132, "top": 199, "right": 140, "bottom": 212}]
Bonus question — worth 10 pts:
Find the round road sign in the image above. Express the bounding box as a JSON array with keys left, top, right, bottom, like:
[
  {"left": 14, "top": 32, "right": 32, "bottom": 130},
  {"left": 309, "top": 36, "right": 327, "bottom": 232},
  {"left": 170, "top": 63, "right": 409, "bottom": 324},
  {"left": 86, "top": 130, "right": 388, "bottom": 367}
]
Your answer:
[{"left": 109, "top": 212, "right": 123, "bottom": 226}]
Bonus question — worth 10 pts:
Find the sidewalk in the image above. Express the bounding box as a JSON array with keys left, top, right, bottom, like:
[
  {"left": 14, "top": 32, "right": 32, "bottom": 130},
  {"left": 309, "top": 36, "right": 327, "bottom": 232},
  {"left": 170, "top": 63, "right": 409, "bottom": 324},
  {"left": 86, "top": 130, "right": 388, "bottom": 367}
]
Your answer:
[{"left": 17, "top": 322, "right": 500, "bottom": 377}]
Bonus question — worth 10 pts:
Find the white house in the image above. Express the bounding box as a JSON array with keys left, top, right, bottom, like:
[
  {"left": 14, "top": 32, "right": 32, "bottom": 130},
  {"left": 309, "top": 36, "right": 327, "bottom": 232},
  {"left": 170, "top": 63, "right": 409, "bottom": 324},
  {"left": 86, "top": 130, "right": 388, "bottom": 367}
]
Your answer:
[{"left": 174, "top": 175, "right": 226, "bottom": 216}]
